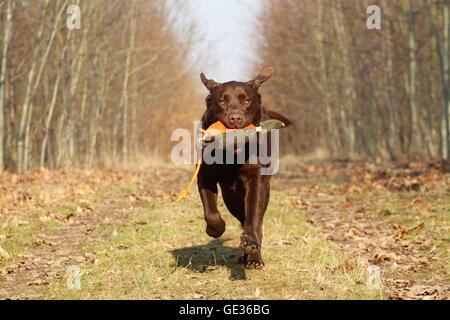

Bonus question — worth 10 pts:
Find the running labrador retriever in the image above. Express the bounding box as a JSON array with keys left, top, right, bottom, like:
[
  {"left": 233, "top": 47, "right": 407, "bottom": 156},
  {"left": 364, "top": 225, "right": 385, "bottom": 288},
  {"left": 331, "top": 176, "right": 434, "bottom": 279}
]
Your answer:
[{"left": 198, "top": 66, "right": 291, "bottom": 269}]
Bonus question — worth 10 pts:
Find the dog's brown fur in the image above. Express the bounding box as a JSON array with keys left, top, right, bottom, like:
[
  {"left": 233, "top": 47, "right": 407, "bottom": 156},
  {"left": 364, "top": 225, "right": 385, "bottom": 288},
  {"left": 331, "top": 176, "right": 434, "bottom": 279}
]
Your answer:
[{"left": 197, "top": 66, "right": 291, "bottom": 269}]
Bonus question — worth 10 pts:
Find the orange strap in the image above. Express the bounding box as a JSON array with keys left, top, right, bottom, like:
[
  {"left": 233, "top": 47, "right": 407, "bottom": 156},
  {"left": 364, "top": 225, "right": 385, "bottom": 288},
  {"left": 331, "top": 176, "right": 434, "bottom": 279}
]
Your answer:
[{"left": 175, "top": 128, "right": 207, "bottom": 202}]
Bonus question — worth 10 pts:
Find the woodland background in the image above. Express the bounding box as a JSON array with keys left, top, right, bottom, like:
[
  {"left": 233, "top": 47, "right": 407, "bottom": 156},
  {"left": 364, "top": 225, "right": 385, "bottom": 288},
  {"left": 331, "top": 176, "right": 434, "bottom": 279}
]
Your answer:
[
  {"left": 0, "top": 1, "right": 449, "bottom": 300},
  {"left": 0, "top": 0, "right": 201, "bottom": 172},
  {"left": 258, "top": 0, "right": 450, "bottom": 161},
  {"left": 0, "top": 0, "right": 449, "bottom": 172}
]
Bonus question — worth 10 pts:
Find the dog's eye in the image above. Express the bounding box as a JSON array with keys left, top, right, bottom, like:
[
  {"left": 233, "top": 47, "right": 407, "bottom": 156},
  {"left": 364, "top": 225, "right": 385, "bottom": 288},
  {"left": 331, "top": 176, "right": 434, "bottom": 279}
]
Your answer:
[
  {"left": 244, "top": 99, "right": 251, "bottom": 105},
  {"left": 218, "top": 99, "right": 225, "bottom": 106}
]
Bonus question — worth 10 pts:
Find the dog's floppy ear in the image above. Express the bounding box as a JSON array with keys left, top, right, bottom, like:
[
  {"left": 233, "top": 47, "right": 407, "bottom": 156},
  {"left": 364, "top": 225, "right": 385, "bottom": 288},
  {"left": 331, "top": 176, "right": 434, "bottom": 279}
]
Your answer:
[
  {"left": 200, "top": 73, "right": 220, "bottom": 92},
  {"left": 248, "top": 66, "right": 273, "bottom": 90}
]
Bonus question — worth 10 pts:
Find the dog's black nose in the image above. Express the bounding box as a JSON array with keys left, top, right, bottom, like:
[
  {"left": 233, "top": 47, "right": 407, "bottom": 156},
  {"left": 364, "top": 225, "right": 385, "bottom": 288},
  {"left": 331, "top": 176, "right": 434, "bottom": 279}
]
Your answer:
[{"left": 228, "top": 113, "right": 243, "bottom": 126}]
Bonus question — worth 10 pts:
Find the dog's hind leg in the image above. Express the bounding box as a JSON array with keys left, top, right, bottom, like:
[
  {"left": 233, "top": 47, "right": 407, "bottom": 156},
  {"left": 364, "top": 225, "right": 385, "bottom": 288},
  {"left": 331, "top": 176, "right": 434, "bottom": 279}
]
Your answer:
[{"left": 198, "top": 166, "right": 226, "bottom": 238}]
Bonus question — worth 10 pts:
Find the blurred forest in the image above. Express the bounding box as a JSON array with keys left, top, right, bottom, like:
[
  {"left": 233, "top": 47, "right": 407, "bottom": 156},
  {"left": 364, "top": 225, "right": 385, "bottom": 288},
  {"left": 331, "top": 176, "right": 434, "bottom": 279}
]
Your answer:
[
  {"left": 0, "top": 1, "right": 449, "bottom": 300},
  {"left": 256, "top": 0, "right": 450, "bottom": 161},
  {"left": 0, "top": 0, "right": 201, "bottom": 172},
  {"left": 1, "top": 0, "right": 450, "bottom": 172}
]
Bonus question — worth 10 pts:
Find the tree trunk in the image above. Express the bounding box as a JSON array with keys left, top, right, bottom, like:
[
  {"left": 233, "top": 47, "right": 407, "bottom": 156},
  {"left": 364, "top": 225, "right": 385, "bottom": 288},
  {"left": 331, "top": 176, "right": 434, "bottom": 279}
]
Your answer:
[
  {"left": 40, "top": 31, "right": 72, "bottom": 168},
  {"left": 381, "top": 0, "right": 397, "bottom": 159},
  {"left": 120, "top": 0, "right": 136, "bottom": 165},
  {"left": 0, "top": 0, "right": 15, "bottom": 172},
  {"left": 331, "top": 0, "right": 358, "bottom": 158},
  {"left": 56, "top": 0, "right": 86, "bottom": 167},
  {"left": 18, "top": 0, "right": 67, "bottom": 171},
  {"left": 403, "top": 0, "right": 420, "bottom": 155},
  {"left": 443, "top": 0, "right": 450, "bottom": 159},
  {"left": 316, "top": 1, "right": 340, "bottom": 158},
  {"left": 17, "top": 2, "right": 47, "bottom": 172},
  {"left": 427, "top": 0, "right": 450, "bottom": 159}
]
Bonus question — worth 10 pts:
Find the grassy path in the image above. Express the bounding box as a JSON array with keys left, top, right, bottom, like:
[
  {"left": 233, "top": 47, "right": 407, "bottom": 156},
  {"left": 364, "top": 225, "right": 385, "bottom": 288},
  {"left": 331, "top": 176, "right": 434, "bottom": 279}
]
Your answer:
[
  {"left": 0, "top": 161, "right": 448, "bottom": 299},
  {"left": 45, "top": 191, "right": 379, "bottom": 299}
]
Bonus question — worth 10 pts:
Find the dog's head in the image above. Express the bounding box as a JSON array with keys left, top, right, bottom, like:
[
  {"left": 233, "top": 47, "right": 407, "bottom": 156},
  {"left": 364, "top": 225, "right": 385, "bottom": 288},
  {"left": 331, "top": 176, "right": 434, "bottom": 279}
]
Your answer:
[{"left": 200, "top": 66, "right": 274, "bottom": 129}]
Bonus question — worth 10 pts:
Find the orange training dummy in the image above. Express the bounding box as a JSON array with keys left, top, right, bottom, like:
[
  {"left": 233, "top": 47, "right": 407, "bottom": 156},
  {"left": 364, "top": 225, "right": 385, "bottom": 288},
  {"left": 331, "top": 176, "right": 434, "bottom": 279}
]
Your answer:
[
  {"left": 205, "top": 121, "right": 255, "bottom": 135},
  {"left": 176, "top": 121, "right": 255, "bottom": 203}
]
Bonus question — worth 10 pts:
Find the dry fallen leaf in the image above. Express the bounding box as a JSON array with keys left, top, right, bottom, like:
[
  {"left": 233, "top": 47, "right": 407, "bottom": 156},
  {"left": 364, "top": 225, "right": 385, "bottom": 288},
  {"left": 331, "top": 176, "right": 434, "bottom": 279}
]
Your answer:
[
  {"left": 411, "top": 198, "right": 425, "bottom": 206},
  {"left": 35, "top": 238, "right": 55, "bottom": 246},
  {"left": 330, "top": 258, "right": 357, "bottom": 274},
  {"left": 369, "top": 252, "right": 397, "bottom": 264},
  {"left": 419, "top": 209, "right": 432, "bottom": 218},
  {"left": 27, "top": 278, "right": 49, "bottom": 286}
]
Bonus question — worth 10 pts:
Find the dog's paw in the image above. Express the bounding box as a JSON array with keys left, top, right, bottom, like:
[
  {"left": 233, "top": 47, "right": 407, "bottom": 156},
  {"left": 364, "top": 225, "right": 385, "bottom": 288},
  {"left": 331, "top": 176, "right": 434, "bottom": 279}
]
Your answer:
[
  {"left": 239, "top": 233, "right": 260, "bottom": 255},
  {"left": 205, "top": 217, "right": 226, "bottom": 238},
  {"left": 244, "top": 254, "right": 264, "bottom": 270}
]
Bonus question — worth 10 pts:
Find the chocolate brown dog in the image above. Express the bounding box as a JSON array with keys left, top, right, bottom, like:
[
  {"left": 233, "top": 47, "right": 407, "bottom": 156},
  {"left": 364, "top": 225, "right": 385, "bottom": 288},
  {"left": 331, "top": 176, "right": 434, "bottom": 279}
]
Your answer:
[{"left": 198, "top": 66, "right": 291, "bottom": 269}]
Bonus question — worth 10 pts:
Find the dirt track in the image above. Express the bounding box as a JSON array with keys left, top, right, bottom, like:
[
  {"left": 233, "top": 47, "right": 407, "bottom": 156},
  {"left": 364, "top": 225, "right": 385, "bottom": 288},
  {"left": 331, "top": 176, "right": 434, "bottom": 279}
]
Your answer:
[{"left": 0, "top": 162, "right": 448, "bottom": 299}]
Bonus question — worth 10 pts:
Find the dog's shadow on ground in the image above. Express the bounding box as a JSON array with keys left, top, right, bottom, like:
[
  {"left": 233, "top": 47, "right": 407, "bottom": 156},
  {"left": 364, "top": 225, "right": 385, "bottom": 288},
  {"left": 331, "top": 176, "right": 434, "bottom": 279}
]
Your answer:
[{"left": 170, "top": 238, "right": 246, "bottom": 281}]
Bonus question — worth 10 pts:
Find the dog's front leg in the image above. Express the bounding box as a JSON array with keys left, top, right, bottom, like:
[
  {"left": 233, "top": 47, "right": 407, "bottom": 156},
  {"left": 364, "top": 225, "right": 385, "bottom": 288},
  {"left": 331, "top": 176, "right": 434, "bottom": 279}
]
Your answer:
[
  {"left": 240, "top": 175, "right": 269, "bottom": 268},
  {"left": 197, "top": 165, "right": 226, "bottom": 238}
]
